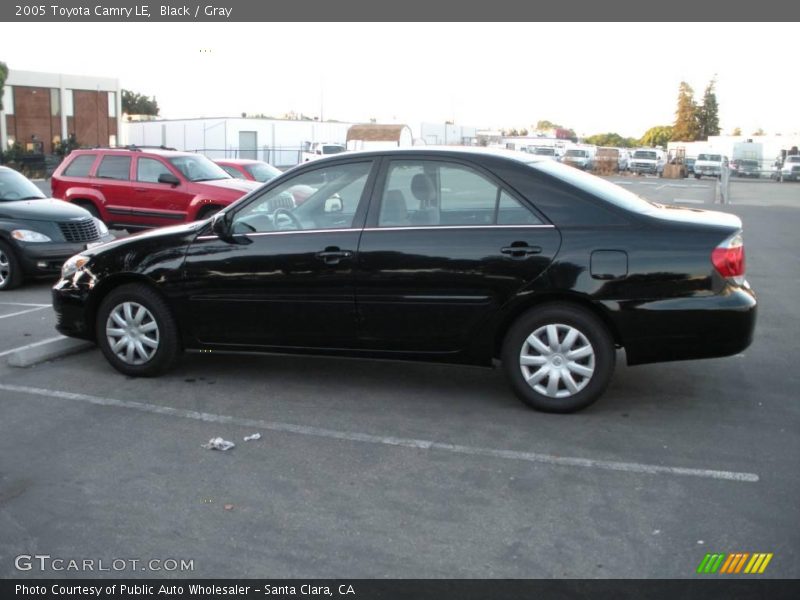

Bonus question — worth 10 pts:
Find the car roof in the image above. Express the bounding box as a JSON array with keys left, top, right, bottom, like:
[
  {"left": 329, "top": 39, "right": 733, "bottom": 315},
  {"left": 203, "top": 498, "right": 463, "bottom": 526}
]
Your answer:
[
  {"left": 70, "top": 147, "right": 198, "bottom": 158},
  {"left": 303, "top": 146, "right": 549, "bottom": 165},
  {"left": 214, "top": 158, "right": 265, "bottom": 165}
]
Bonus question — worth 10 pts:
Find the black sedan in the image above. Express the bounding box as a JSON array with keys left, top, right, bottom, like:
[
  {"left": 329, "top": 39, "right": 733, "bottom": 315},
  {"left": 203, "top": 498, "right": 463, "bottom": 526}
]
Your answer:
[
  {"left": 52, "top": 148, "right": 756, "bottom": 413},
  {"left": 0, "top": 166, "right": 114, "bottom": 290}
]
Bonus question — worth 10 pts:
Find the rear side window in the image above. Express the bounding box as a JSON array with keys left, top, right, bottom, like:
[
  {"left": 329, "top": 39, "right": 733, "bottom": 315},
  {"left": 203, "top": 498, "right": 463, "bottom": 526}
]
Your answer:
[
  {"left": 378, "top": 160, "right": 543, "bottom": 227},
  {"left": 63, "top": 154, "right": 96, "bottom": 177},
  {"left": 220, "top": 165, "right": 245, "bottom": 179},
  {"left": 97, "top": 156, "right": 131, "bottom": 180}
]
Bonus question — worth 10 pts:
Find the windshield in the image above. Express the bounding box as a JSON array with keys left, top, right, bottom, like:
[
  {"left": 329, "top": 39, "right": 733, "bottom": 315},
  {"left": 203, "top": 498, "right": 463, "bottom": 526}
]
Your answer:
[
  {"left": 533, "top": 147, "right": 555, "bottom": 156},
  {"left": 565, "top": 150, "right": 587, "bottom": 158},
  {"left": 322, "top": 145, "right": 346, "bottom": 155},
  {"left": 633, "top": 151, "right": 657, "bottom": 160},
  {"left": 245, "top": 162, "right": 282, "bottom": 182},
  {"left": 0, "top": 169, "right": 48, "bottom": 202},
  {"left": 528, "top": 160, "right": 658, "bottom": 214},
  {"left": 168, "top": 155, "right": 231, "bottom": 182},
  {"left": 697, "top": 154, "right": 722, "bottom": 162},
  {"left": 786, "top": 156, "right": 800, "bottom": 163}
]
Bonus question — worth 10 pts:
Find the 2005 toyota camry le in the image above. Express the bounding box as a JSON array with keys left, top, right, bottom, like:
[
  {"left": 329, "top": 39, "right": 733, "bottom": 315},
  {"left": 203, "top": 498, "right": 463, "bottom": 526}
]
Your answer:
[{"left": 52, "top": 148, "right": 756, "bottom": 413}]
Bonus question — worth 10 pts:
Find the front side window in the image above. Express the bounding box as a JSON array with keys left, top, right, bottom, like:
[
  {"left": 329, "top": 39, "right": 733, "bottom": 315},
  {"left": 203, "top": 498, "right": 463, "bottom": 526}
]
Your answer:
[
  {"left": 231, "top": 161, "right": 372, "bottom": 234},
  {"left": 97, "top": 156, "right": 131, "bottom": 180},
  {"left": 378, "top": 160, "right": 542, "bottom": 227},
  {"left": 136, "top": 157, "right": 173, "bottom": 183},
  {"left": 245, "top": 162, "right": 281, "bottom": 182},
  {"left": 63, "top": 154, "right": 96, "bottom": 177}
]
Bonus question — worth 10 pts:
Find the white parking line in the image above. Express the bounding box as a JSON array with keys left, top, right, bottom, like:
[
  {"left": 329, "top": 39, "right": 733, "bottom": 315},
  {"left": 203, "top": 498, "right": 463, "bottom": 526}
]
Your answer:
[
  {"left": 612, "top": 181, "right": 634, "bottom": 185},
  {"left": 0, "top": 383, "right": 759, "bottom": 483},
  {"left": 0, "top": 336, "right": 68, "bottom": 358},
  {"left": 672, "top": 198, "right": 706, "bottom": 204},
  {"left": 0, "top": 306, "right": 49, "bottom": 320},
  {"left": 690, "top": 185, "right": 711, "bottom": 189},
  {"left": 0, "top": 302, "right": 50, "bottom": 307}
]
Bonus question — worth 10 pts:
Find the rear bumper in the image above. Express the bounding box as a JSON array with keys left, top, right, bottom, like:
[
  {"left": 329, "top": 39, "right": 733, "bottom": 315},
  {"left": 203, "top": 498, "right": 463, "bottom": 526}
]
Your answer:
[{"left": 613, "top": 285, "right": 757, "bottom": 366}]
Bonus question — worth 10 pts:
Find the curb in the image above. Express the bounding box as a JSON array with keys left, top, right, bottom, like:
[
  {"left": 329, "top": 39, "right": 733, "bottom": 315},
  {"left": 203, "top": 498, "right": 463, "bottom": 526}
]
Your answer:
[{"left": 6, "top": 336, "right": 94, "bottom": 368}]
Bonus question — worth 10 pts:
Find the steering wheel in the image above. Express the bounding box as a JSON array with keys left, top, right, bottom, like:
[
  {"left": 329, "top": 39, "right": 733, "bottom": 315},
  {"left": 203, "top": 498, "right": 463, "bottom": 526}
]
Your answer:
[{"left": 273, "top": 207, "right": 302, "bottom": 230}]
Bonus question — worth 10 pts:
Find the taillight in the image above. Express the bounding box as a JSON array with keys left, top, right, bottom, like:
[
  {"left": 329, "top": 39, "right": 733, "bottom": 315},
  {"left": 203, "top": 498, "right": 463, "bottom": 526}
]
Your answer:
[{"left": 711, "top": 232, "right": 745, "bottom": 284}]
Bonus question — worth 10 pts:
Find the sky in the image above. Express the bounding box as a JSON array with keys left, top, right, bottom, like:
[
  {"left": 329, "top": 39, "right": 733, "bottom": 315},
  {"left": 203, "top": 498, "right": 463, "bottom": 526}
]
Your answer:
[{"left": 1, "top": 22, "right": 797, "bottom": 138}]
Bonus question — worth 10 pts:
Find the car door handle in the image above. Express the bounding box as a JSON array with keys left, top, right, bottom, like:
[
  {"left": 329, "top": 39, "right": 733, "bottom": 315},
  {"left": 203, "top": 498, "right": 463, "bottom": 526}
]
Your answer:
[
  {"left": 500, "top": 244, "right": 542, "bottom": 257},
  {"left": 316, "top": 248, "right": 353, "bottom": 265}
]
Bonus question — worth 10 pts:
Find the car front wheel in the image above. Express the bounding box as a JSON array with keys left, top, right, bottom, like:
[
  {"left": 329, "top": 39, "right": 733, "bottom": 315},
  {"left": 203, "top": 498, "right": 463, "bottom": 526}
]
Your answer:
[
  {"left": 502, "top": 304, "right": 615, "bottom": 413},
  {"left": 96, "top": 283, "right": 180, "bottom": 376},
  {"left": 0, "top": 240, "right": 23, "bottom": 291}
]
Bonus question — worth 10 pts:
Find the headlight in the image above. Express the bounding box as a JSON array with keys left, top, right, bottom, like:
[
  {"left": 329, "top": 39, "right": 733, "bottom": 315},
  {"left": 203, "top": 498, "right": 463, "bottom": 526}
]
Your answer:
[
  {"left": 11, "top": 229, "right": 52, "bottom": 242},
  {"left": 94, "top": 218, "right": 109, "bottom": 236},
  {"left": 61, "top": 254, "right": 89, "bottom": 279}
]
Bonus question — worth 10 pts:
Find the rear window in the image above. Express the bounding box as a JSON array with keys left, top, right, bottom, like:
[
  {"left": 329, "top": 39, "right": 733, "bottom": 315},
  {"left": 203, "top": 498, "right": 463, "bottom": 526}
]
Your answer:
[
  {"left": 97, "top": 156, "right": 131, "bottom": 180},
  {"left": 528, "top": 160, "right": 658, "bottom": 215},
  {"left": 63, "top": 154, "right": 96, "bottom": 177}
]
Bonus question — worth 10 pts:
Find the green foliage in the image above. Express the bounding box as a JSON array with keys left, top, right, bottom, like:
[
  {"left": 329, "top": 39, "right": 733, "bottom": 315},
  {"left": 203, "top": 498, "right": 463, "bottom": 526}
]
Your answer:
[
  {"left": 536, "top": 120, "right": 561, "bottom": 130},
  {"left": 0, "top": 61, "right": 7, "bottom": 112},
  {"left": 640, "top": 125, "right": 674, "bottom": 148},
  {"left": 583, "top": 132, "right": 639, "bottom": 148},
  {"left": 671, "top": 81, "right": 699, "bottom": 142},
  {"left": 121, "top": 89, "right": 159, "bottom": 116},
  {"left": 696, "top": 77, "right": 720, "bottom": 140},
  {"left": 0, "top": 141, "right": 24, "bottom": 165}
]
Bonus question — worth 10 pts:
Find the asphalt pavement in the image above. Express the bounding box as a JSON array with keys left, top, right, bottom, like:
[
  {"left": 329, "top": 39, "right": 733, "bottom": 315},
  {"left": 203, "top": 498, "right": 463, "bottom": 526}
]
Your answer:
[{"left": 0, "top": 176, "right": 797, "bottom": 578}]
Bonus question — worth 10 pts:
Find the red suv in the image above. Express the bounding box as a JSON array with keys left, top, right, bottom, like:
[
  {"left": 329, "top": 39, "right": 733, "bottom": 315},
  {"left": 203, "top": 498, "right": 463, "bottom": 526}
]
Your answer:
[{"left": 51, "top": 147, "right": 261, "bottom": 228}]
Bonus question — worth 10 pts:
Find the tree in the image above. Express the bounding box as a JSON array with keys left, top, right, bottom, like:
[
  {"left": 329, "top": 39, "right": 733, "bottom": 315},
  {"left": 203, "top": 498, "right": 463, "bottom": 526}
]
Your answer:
[
  {"left": 671, "top": 81, "right": 699, "bottom": 142},
  {"left": 752, "top": 128, "right": 765, "bottom": 136},
  {"left": 0, "top": 61, "right": 8, "bottom": 112},
  {"left": 536, "top": 120, "right": 561, "bottom": 130},
  {"left": 696, "top": 77, "right": 720, "bottom": 140},
  {"left": 640, "top": 125, "right": 674, "bottom": 148},
  {"left": 583, "top": 132, "right": 639, "bottom": 148},
  {"left": 121, "top": 89, "right": 159, "bottom": 116},
  {"left": 732, "top": 127, "right": 742, "bottom": 136}
]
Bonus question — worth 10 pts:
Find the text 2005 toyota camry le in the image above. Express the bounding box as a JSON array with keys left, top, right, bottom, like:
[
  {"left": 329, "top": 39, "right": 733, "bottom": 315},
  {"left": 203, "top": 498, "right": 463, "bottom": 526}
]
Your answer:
[{"left": 53, "top": 148, "right": 756, "bottom": 413}]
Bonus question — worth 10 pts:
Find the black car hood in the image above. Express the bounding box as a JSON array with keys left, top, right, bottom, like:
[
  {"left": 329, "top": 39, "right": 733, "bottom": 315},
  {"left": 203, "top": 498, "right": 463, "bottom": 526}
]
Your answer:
[
  {"left": 0, "top": 198, "right": 91, "bottom": 221},
  {"left": 83, "top": 220, "right": 207, "bottom": 257}
]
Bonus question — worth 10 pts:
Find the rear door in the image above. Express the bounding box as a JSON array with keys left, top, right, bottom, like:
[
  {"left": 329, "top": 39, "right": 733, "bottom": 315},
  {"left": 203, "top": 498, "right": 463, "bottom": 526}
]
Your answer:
[{"left": 355, "top": 157, "right": 561, "bottom": 353}]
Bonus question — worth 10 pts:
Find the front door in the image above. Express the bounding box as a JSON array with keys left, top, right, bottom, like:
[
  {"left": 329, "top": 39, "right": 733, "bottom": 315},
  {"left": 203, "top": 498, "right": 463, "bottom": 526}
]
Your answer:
[{"left": 181, "top": 160, "right": 376, "bottom": 349}]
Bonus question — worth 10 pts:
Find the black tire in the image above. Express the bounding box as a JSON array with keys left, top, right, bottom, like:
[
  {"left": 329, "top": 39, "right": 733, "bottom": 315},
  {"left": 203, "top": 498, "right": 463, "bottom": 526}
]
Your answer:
[
  {"left": 196, "top": 205, "right": 221, "bottom": 221},
  {"left": 0, "top": 240, "right": 23, "bottom": 291},
  {"left": 501, "top": 304, "right": 615, "bottom": 413},
  {"left": 695, "top": 174, "right": 701, "bottom": 179},
  {"left": 96, "top": 283, "right": 181, "bottom": 376},
  {"left": 75, "top": 201, "right": 101, "bottom": 220}
]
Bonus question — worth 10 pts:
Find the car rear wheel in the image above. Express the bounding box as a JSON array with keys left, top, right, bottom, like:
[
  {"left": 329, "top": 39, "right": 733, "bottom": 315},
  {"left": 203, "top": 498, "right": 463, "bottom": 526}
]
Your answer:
[
  {"left": 75, "top": 200, "right": 101, "bottom": 221},
  {"left": 96, "top": 283, "right": 180, "bottom": 376},
  {"left": 502, "top": 304, "right": 615, "bottom": 413},
  {"left": 196, "top": 205, "right": 222, "bottom": 221},
  {"left": 0, "top": 241, "right": 23, "bottom": 291}
]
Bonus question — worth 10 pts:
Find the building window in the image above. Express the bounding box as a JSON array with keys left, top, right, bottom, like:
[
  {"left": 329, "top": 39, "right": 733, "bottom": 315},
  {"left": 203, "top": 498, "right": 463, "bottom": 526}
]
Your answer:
[
  {"left": 64, "top": 90, "right": 74, "bottom": 117},
  {"left": 2, "top": 86, "right": 13, "bottom": 115},
  {"left": 108, "top": 92, "right": 116, "bottom": 117},
  {"left": 50, "top": 88, "right": 61, "bottom": 117}
]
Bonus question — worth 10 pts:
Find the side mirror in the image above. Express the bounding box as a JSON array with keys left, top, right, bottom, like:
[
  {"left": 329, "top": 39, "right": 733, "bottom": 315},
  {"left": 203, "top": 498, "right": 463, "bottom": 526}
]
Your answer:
[
  {"left": 158, "top": 173, "right": 181, "bottom": 185},
  {"left": 324, "top": 196, "right": 343, "bottom": 213},
  {"left": 158, "top": 172, "right": 180, "bottom": 186},
  {"left": 211, "top": 211, "right": 233, "bottom": 240}
]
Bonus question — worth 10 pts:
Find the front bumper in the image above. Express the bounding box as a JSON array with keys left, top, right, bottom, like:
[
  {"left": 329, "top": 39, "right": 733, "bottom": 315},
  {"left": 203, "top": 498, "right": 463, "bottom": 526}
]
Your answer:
[
  {"left": 613, "top": 285, "right": 757, "bottom": 366},
  {"left": 15, "top": 235, "right": 115, "bottom": 276}
]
